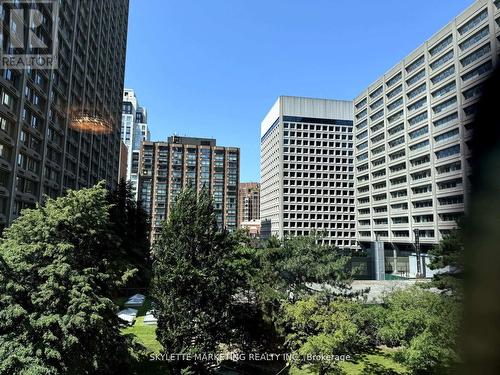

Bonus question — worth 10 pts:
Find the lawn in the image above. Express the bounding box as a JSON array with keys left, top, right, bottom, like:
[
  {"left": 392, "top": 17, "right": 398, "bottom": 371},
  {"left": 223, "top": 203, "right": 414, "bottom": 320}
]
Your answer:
[
  {"left": 117, "top": 297, "right": 169, "bottom": 374},
  {"left": 289, "top": 348, "right": 409, "bottom": 374}
]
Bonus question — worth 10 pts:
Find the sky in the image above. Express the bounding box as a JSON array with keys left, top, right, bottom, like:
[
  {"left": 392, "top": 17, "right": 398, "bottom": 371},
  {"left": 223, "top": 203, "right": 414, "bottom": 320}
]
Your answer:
[{"left": 124, "top": 0, "right": 474, "bottom": 182}]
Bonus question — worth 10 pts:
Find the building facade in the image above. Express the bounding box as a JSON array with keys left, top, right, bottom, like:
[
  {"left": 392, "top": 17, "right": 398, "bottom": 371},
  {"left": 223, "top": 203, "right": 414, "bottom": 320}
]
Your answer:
[
  {"left": 238, "top": 182, "right": 260, "bottom": 225},
  {"left": 139, "top": 136, "right": 240, "bottom": 240},
  {"left": 354, "top": 0, "right": 499, "bottom": 251},
  {"left": 0, "top": 0, "right": 129, "bottom": 230},
  {"left": 260, "top": 96, "right": 356, "bottom": 248},
  {"left": 121, "top": 88, "right": 150, "bottom": 200}
]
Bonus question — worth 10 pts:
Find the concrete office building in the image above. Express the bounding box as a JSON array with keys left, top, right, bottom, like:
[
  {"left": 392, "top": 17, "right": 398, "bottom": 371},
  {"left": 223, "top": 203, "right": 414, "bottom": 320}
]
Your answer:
[
  {"left": 353, "top": 0, "right": 500, "bottom": 251},
  {"left": 139, "top": 136, "right": 239, "bottom": 240},
  {"left": 260, "top": 96, "right": 356, "bottom": 248},
  {"left": 238, "top": 182, "right": 260, "bottom": 225},
  {"left": 0, "top": 0, "right": 129, "bottom": 230},
  {"left": 121, "top": 89, "right": 150, "bottom": 200}
]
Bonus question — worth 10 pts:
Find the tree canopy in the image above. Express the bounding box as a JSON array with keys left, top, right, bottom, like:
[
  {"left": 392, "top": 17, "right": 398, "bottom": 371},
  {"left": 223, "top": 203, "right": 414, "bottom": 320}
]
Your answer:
[{"left": 0, "top": 183, "right": 130, "bottom": 374}]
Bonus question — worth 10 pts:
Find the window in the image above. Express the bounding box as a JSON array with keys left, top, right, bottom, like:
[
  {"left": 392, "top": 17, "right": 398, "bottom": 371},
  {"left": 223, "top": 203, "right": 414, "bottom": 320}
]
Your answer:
[
  {"left": 407, "top": 97, "right": 426, "bottom": 112},
  {"left": 372, "top": 145, "right": 385, "bottom": 156},
  {"left": 355, "top": 98, "right": 367, "bottom": 109},
  {"left": 370, "top": 110, "right": 384, "bottom": 122},
  {"left": 388, "top": 110, "right": 403, "bottom": 124},
  {"left": 408, "top": 111, "right": 428, "bottom": 126},
  {"left": 435, "top": 128, "right": 459, "bottom": 143},
  {"left": 389, "top": 136, "right": 405, "bottom": 148},
  {"left": 436, "top": 161, "right": 461, "bottom": 174},
  {"left": 429, "top": 50, "right": 454, "bottom": 70},
  {"left": 356, "top": 130, "right": 368, "bottom": 140},
  {"left": 413, "top": 200, "right": 433, "bottom": 209},
  {"left": 389, "top": 149, "right": 405, "bottom": 161},
  {"left": 356, "top": 119, "right": 367, "bottom": 130},
  {"left": 406, "top": 69, "right": 426, "bottom": 86},
  {"left": 413, "top": 214, "right": 434, "bottom": 223},
  {"left": 431, "top": 66, "right": 455, "bottom": 85},
  {"left": 388, "top": 123, "right": 405, "bottom": 136},
  {"left": 435, "top": 145, "right": 460, "bottom": 159},
  {"left": 432, "top": 81, "right": 456, "bottom": 98},
  {"left": 2, "top": 91, "right": 12, "bottom": 108},
  {"left": 411, "top": 154, "right": 430, "bottom": 167},
  {"left": 464, "top": 103, "right": 479, "bottom": 117},
  {"left": 387, "top": 97, "right": 403, "bottom": 112},
  {"left": 410, "top": 140, "right": 429, "bottom": 152},
  {"left": 371, "top": 121, "right": 384, "bottom": 133},
  {"left": 370, "top": 98, "right": 383, "bottom": 111},
  {"left": 406, "top": 55, "right": 425, "bottom": 73},
  {"left": 391, "top": 176, "right": 407, "bottom": 186},
  {"left": 433, "top": 96, "right": 457, "bottom": 114},
  {"left": 459, "top": 26, "right": 489, "bottom": 52},
  {"left": 407, "top": 83, "right": 426, "bottom": 100},
  {"left": 357, "top": 141, "right": 368, "bottom": 151},
  {"left": 387, "top": 85, "right": 403, "bottom": 100},
  {"left": 460, "top": 43, "right": 491, "bottom": 68},
  {"left": 463, "top": 82, "right": 485, "bottom": 100},
  {"left": 372, "top": 156, "right": 386, "bottom": 167},
  {"left": 370, "top": 86, "right": 383, "bottom": 99},
  {"left": 429, "top": 35, "right": 453, "bottom": 56},
  {"left": 356, "top": 109, "right": 367, "bottom": 119},
  {"left": 458, "top": 9, "right": 488, "bottom": 35},
  {"left": 438, "top": 195, "right": 464, "bottom": 206},
  {"left": 434, "top": 112, "right": 458, "bottom": 128},
  {"left": 371, "top": 132, "right": 384, "bottom": 144},
  {"left": 387, "top": 72, "right": 402, "bottom": 87},
  {"left": 391, "top": 189, "right": 408, "bottom": 198},
  {"left": 411, "top": 169, "right": 431, "bottom": 181},
  {"left": 409, "top": 125, "right": 428, "bottom": 140},
  {"left": 437, "top": 178, "right": 462, "bottom": 190},
  {"left": 461, "top": 60, "right": 492, "bottom": 82}
]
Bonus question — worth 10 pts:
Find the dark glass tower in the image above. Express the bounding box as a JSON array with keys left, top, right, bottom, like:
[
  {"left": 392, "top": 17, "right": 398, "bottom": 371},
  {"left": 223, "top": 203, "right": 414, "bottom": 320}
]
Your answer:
[{"left": 0, "top": 0, "right": 129, "bottom": 229}]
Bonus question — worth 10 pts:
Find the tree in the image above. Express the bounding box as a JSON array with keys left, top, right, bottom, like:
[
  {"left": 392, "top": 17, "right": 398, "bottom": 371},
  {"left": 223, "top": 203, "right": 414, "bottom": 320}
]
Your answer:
[
  {"left": 281, "top": 295, "right": 377, "bottom": 375},
  {"left": 150, "top": 188, "right": 238, "bottom": 374},
  {"left": 0, "top": 184, "right": 131, "bottom": 374},
  {"left": 253, "top": 236, "right": 355, "bottom": 319},
  {"left": 377, "top": 287, "right": 461, "bottom": 374},
  {"left": 428, "top": 219, "right": 464, "bottom": 294},
  {"left": 108, "top": 179, "right": 151, "bottom": 289}
]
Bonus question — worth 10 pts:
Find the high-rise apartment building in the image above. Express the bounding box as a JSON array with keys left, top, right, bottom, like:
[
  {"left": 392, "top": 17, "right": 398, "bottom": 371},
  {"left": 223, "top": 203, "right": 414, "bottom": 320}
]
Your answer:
[
  {"left": 121, "top": 89, "right": 150, "bottom": 200},
  {"left": 0, "top": 0, "right": 129, "bottom": 230},
  {"left": 260, "top": 96, "right": 356, "bottom": 248},
  {"left": 354, "top": 0, "right": 499, "bottom": 251},
  {"left": 238, "top": 182, "right": 260, "bottom": 225},
  {"left": 139, "top": 136, "right": 240, "bottom": 240}
]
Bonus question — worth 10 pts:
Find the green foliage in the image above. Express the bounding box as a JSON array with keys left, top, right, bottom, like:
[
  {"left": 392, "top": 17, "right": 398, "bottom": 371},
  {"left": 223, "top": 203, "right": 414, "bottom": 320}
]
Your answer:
[
  {"left": 0, "top": 183, "right": 130, "bottom": 374},
  {"left": 108, "top": 179, "right": 151, "bottom": 288},
  {"left": 378, "top": 287, "right": 461, "bottom": 374},
  {"left": 254, "top": 236, "right": 354, "bottom": 308},
  {"left": 428, "top": 220, "right": 464, "bottom": 294},
  {"left": 150, "top": 188, "right": 238, "bottom": 373},
  {"left": 282, "top": 295, "right": 374, "bottom": 375}
]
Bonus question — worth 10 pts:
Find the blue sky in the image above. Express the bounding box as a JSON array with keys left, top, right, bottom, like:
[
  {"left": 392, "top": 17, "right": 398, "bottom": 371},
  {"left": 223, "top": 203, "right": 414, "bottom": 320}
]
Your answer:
[{"left": 124, "top": 0, "right": 474, "bottom": 182}]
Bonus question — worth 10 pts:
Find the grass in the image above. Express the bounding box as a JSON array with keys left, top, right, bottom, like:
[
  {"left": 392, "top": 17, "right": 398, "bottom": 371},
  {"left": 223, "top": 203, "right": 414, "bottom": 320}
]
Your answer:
[
  {"left": 289, "top": 347, "right": 409, "bottom": 375},
  {"left": 117, "top": 296, "right": 169, "bottom": 374},
  {"left": 116, "top": 297, "right": 409, "bottom": 374}
]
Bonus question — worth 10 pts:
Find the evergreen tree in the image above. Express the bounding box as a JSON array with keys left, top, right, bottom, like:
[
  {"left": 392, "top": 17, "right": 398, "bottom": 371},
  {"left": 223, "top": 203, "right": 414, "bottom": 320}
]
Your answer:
[
  {"left": 151, "top": 188, "right": 237, "bottom": 374},
  {"left": 428, "top": 219, "right": 464, "bottom": 294},
  {"left": 0, "top": 183, "right": 130, "bottom": 374},
  {"left": 108, "top": 179, "right": 151, "bottom": 289}
]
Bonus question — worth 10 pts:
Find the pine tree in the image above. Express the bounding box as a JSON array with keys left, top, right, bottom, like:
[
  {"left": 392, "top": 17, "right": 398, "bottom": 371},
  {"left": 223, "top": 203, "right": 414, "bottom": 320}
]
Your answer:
[
  {"left": 108, "top": 179, "right": 151, "bottom": 289},
  {"left": 0, "top": 184, "right": 130, "bottom": 374},
  {"left": 151, "top": 188, "right": 237, "bottom": 374}
]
